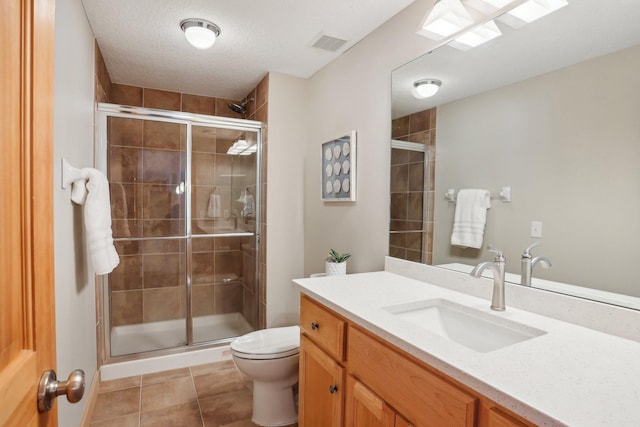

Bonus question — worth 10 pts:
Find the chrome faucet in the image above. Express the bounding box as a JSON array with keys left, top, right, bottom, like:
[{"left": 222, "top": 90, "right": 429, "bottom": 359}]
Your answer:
[
  {"left": 520, "top": 242, "right": 552, "bottom": 286},
  {"left": 470, "top": 247, "right": 506, "bottom": 311}
]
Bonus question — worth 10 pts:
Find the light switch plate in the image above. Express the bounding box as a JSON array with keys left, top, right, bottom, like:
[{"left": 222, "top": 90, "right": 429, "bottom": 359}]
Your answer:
[{"left": 531, "top": 221, "right": 542, "bottom": 238}]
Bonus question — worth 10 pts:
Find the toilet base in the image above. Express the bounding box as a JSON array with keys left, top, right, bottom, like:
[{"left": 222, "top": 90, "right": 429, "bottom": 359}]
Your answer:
[{"left": 252, "top": 380, "right": 298, "bottom": 426}]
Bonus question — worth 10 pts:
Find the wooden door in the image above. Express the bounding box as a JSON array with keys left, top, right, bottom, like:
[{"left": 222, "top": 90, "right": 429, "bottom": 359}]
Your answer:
[
  {"left": 345, "top": 376, "right": 395, "bottom": 427},
  {"left": 299, "top": 335, "right": 344, "bottom": 427},
  {"left": 0, "top": 0, "right": 57, "bottom": 426}
]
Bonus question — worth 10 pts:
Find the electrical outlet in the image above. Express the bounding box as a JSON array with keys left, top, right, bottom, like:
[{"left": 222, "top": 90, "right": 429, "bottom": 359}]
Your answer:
[{"left": 531, "top": 221, "right": 542, "bottom": 238}]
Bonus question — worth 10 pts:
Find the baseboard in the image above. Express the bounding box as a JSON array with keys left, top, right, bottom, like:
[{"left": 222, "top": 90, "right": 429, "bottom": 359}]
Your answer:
[{"left": 79, "top": 370, "right": 101, "bottom": 427}]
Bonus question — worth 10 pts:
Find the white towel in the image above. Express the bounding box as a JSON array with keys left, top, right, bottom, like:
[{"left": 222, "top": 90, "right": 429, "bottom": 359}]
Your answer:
[
  {"left": 72, "top": 168, "right": 120, "bottom": 275},
  {"left": 243, "top": 194, "right": 255, "bottom": 216},
  {"left": 207, "top": 193, "right": 221, "bottom": 217},
  {"left": 451, "top": 189, "right": 491, "bottom": 249}
]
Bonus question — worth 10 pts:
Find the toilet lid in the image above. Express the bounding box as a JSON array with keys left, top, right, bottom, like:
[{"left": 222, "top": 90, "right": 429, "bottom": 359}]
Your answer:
[{"left": 231, "top": 325, "right": 300, "bottom": 359}]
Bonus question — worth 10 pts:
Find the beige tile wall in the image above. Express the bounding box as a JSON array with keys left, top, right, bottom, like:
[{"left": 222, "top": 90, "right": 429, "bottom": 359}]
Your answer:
[
  {"left": 243, "top": 74, "right": 268, "bottom": 328},
  {"left": 390, "top": 108, "right": 437, "bottom": 264}
]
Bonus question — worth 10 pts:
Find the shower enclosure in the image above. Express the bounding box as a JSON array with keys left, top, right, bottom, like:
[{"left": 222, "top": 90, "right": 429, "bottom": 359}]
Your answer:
[{"left": 96, "top": 103, "right": 262, "bottom": 359}]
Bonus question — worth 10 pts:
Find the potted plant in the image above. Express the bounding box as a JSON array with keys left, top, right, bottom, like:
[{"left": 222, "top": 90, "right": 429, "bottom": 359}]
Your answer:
[{"left": 325, "top": 249, "right": 351, "bottom": 276}]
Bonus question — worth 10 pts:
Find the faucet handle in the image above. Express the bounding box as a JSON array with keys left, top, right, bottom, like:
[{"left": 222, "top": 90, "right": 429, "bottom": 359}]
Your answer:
[
  {"left": 487, "top": 245, "right": 505, "bottom": 262},
  {"left": 523, "top": 241, "right": 541, "bottom": 257}
]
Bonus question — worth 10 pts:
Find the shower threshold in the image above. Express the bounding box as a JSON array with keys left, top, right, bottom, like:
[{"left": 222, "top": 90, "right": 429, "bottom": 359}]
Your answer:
[{"left": 110, "top": 312, "right": 254, "bottom": 357}]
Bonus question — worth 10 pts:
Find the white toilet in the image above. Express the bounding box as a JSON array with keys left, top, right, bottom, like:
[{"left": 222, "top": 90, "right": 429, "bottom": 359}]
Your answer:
[{"left": 230, "top": 325, "right": 300, "bottom": 426}]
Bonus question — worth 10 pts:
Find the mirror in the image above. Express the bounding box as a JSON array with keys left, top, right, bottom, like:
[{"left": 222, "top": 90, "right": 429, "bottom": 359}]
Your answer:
[{"left": 391, "top": 0, "right": 640, "bottom": 309}]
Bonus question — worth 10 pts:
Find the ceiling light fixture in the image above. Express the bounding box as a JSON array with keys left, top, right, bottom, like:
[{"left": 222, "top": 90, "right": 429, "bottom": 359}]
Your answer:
[
  {"left": 418, "top": 0, "right": 474, "bottom": 40},
  {"left": 449, "top": 20, "right": 502, "bottom": 50},
  {"left": 500, "top": 0, "right": 568, "bottom": 27},
  {"left": 180, "top": 18, "right": 221, "bottom": 50},
  {"left": 417, "top": 0, "right": 569, "bottom": 50},
  {"left": 413, "top": 79, "right": 442, "bottom": 99}
]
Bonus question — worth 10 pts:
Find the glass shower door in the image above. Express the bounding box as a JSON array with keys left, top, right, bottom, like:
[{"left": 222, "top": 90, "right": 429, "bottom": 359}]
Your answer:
[
  {"left": 190, "top": 125, "right": 258, "bottom": 344},
  {"left": 107, "top": 115, "right": 189, "bottom": 356}
]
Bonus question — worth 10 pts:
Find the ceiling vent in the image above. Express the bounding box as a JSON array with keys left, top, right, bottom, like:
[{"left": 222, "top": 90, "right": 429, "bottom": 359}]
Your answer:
[{"left": 311, "top": 33, "right": 348, "bottom": 52}]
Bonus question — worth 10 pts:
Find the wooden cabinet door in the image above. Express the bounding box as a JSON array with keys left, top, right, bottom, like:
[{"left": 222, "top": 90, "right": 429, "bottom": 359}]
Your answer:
[
  {"left": 395, "top": 414, "right": 415, "bottom": 427},
  {"left": 299, "top": 335, "right": 344, "bottom": 427},
  {"left": 487, "top": 408, "right": 529, "bottom": 427},
  {"left": 345, "top": 376, "right": 395, "bottom": 427},
  {"left": 0, "top": 0, "right": 57, "bottom": 426}
]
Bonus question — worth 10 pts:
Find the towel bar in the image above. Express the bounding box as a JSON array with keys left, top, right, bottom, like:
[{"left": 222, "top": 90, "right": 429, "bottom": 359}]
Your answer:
[
  {"left": 61, "top": 158, "right": 88, "bottom": 189},
  {"left": 445, "top": 187, "right": 511, "bottom": 203}
]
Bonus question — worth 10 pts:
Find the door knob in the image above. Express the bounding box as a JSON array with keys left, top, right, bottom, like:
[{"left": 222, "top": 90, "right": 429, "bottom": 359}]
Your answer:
[{"left": 38, "top": 369, "right": 86, "bottom": 413}]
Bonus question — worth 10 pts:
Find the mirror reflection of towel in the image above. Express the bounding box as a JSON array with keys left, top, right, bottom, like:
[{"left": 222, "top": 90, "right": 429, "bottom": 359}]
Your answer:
[
  {"left": 207, "top": 193, "right": 221, "bottom": 217},
  {"left": 451, "top": 189, "right": 491, "bottom": 249}
]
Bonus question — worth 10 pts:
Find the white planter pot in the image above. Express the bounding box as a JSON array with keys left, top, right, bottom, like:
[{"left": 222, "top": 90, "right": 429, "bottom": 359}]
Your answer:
[{"left": 325, "top": 260, "right": 347, "bottom": 276}]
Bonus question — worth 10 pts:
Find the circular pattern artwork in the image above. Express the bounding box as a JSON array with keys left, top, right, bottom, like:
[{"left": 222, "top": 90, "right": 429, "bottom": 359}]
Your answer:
[{"left": 321, "top": 133, "right": 355, "bottom": 201}]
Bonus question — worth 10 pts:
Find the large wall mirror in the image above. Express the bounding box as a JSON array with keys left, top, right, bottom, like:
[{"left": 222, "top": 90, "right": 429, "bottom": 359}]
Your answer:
[{"left": 391, "top": 0, "right": 640, "bottom": 310}]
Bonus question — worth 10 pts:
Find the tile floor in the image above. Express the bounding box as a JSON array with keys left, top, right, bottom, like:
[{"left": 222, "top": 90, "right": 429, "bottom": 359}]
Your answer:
[{"left": 89, "top": 359, "right": 298, "bottom": 427}]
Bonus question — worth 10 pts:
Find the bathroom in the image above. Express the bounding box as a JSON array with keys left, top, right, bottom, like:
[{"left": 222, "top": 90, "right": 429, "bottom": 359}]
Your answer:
[{"left": 5, "top": 0, "right": 640, "bottom": 425}]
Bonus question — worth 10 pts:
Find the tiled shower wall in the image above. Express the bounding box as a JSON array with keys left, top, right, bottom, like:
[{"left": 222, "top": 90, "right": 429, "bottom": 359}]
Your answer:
[
  {"left": 390, "top": 108, "right": 436, "bottom": 264},
  {"left": 242, "top": 75, "right": 268, "bottom": 328},
  {"left": 95, "top": 43, "right": 269, "bottom": 357}
]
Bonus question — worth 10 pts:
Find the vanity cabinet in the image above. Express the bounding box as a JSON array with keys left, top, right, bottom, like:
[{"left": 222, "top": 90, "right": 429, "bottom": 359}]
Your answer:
[
  {"left": 299, "top": 295, "right": 534, "bottom": 427},
  {"left": 299, "top": 295, "right": 346, "bottom": 427},
  {"left": 345, "top": 375, "right": 414, "bottom": 427}
]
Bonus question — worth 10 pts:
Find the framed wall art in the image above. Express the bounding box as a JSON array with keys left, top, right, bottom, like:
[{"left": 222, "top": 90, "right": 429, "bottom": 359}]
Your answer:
[{"left": 321, "top": 131, "right": 356, "bottom": 202}]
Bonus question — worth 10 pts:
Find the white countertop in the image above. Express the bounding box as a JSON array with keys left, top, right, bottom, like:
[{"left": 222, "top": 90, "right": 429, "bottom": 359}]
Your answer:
[{"left": 292, "top": 271, "right": 640, "bottom": 426}]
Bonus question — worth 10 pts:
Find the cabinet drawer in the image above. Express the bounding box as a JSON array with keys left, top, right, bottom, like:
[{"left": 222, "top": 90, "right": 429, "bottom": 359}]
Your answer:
[
  {"left": 300, "top": 295, "right": 346, "bottom": 361},
  {"left": 348, "top": 326, "right": 477, "bottom": 427}
]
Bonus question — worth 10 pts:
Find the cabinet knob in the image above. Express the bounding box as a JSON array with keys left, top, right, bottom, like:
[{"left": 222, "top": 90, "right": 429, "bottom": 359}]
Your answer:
[
  {"left": 329, "top": 384, "right": 338, "bottom": 394},
  {"left": 311, "top": 322, "right": 319, "bottom": 330}
]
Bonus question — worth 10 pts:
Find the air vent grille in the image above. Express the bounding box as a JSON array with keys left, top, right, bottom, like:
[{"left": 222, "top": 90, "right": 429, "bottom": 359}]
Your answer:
[{"left": 311, "top": 34, "right": 348, "bottom": 52}]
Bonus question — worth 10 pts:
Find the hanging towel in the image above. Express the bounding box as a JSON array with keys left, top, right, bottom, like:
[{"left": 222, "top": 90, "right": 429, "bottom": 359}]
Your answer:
[
  {"left": 451, "top": 189, "right": 491, "bottom": 249},
  {"left": 207, "top": 193, "right": 221, "bottom": 217},
  {"left": 242, "top": 194, "right": 255, "bottom": 216},
  {"left": 72, "top": 168, "right": 120, "bottom": 275}
]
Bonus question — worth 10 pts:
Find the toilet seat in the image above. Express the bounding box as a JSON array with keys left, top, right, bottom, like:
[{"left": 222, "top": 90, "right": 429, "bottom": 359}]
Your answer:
[{"left": 231, "top": 325, "right": 300, "bottom": 360}]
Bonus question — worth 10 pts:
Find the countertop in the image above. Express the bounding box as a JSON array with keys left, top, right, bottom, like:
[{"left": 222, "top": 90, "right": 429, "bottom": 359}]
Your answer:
[{"left": 292, "top": 271, "right": 640, "bottom": 426}]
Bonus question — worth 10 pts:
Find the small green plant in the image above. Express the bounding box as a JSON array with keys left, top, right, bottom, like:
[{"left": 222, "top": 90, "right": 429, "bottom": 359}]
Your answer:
[{"left": 327, "top": 248, "right": 351, "bottom": 263}]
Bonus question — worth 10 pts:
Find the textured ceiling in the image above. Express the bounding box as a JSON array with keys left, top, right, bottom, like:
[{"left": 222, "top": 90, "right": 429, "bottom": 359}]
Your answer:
[{"left": 82, "top": 0, "right": 416, "bottom": 99}]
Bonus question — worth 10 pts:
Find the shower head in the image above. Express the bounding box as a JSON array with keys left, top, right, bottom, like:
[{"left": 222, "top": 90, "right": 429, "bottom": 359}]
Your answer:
[{"left": 228, "top": 98, "right": 254, "bottom": 115}]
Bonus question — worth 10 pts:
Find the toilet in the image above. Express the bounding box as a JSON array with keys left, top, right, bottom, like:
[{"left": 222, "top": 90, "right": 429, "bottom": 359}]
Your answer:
[{"left": 231, "top": 325, "right": 300, "bottom": 426}]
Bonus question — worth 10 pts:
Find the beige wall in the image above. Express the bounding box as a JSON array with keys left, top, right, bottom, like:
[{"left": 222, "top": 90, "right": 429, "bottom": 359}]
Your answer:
[
  {"left": 433, "top": 44, "right": 640, "bottom": 296},
  {"left": 265, "top": 72, "right": 309, "bottom": 326},
  {"left": 53, "top": 0, "right": 98, "bottom": 424},
  {"left": 303, "top": 0, "right": 437, "bottom": 276}
]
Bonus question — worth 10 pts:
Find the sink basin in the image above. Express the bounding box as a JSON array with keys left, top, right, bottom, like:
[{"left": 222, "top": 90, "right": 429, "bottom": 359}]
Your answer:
[{"left": 382, "top": 298, "right": 546, "bottom": 353}]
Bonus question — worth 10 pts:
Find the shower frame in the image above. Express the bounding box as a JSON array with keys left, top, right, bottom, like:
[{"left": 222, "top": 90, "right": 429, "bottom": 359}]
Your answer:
[{"left": 95, "top": 102, "right": 263, "bottom": 365}]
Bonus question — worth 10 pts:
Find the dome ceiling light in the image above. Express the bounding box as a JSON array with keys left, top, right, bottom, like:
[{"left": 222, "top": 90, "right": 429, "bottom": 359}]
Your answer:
[
  {"left": 412, "top": 79, "right": 442, "bottom": 99},
  {"left": 180, "top": 18, "right": 221, "bottom": 50}
]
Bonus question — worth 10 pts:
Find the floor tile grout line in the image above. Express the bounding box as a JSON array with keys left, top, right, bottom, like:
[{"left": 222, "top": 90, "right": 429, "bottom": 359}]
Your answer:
[
  {"left": 190, "top": 368, "right": 206, "bottom": 427},
  {"left": 138, "top": 380, "right": 142, "bottom": 427}
]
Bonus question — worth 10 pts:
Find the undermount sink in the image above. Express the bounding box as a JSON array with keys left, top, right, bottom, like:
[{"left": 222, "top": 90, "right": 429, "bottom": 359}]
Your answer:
[{"left": 382, "top": 298, "right": 546, "bottom": 353}]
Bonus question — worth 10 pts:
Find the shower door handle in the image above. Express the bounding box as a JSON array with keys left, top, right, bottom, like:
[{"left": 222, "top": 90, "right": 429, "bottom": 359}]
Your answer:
[{"left": 37, "top": 369, "right": 85, "bottom": 412}]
